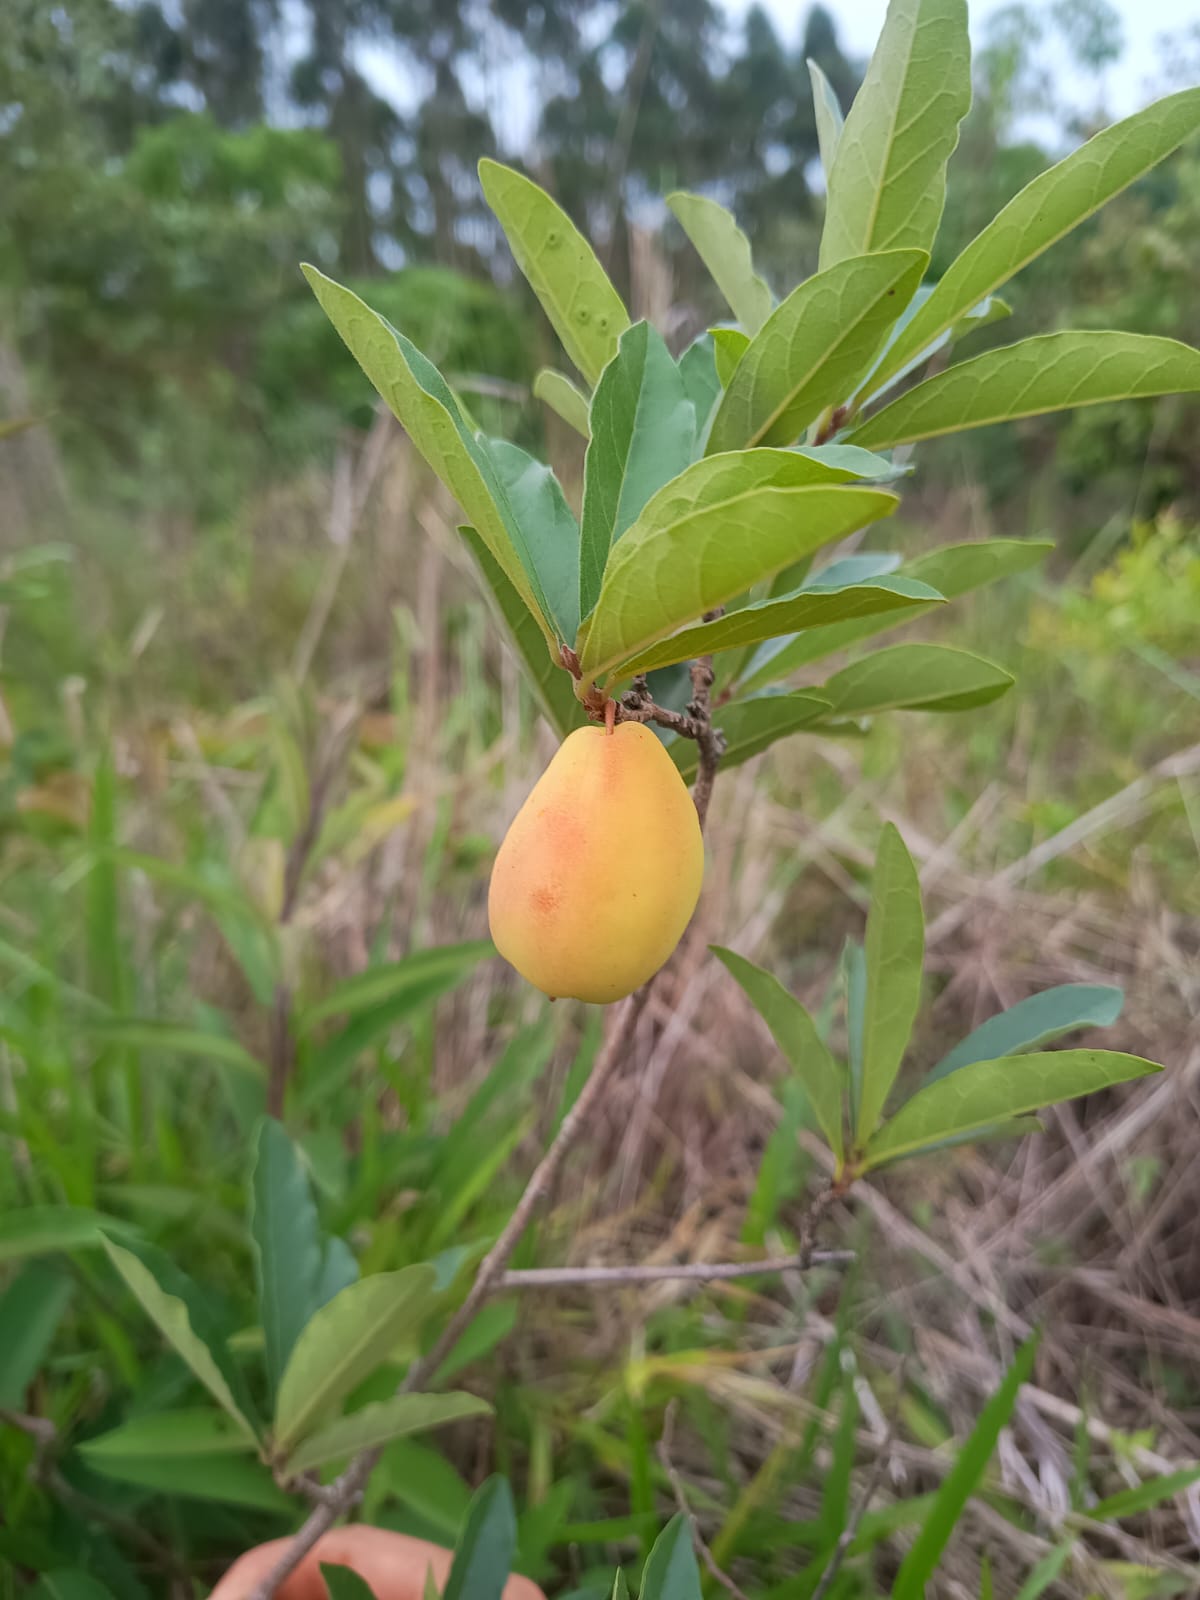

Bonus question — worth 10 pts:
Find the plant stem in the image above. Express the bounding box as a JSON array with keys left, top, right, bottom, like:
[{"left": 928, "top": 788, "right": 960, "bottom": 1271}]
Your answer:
[{"left": 497, "top": 1251, "right": 854, "bottom": 1289}]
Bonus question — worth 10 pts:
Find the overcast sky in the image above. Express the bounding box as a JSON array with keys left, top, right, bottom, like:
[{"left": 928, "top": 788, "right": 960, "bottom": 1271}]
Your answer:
[{"left": 741, "top": 0, "right": 1199, "bottom": 120}]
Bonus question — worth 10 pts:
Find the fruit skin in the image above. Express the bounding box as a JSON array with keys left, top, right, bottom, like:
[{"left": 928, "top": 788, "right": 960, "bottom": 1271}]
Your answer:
[{"left": 488, "top": 721, "right": 704, "bottom": 1003}]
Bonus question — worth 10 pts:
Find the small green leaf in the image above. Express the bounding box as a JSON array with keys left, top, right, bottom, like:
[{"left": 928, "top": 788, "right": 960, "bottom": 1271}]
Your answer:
[
  {"left": 80, "top": 1017, "right": 262, "bottom": 1077},
  {"left": 870, "top": 87, "right": 1200, "bottom": 393},
  {"left": 1086, "top": 1464, "right": 1200, "bottom": 1522},
  {"left": 444, "top": 1476, "right": 518, "bottom": 1600},
  {"left": 892, "top": 1336, "right": 1039, "bottom": 1600},
  {"left": 928, "top": 984, "right": 1124, "bottom": 1085},
  {"left": 866, "top": 1051, "right": 1162, "bottom": 1168},
  {"left": 463, "top": 528, "right": 586, "bottom": 738},
  {"left": 669, "top": 694, "right": 833, "bottom": 782},
  {"left": 30, "top": 1573, "right": 119, "bottom": 1600},
  {"left": 743, "top": 539, "right": 1049, "bottom": 687},
  {"left": 851, "top": 332, "right": 1200, "bottom": 449},
  {"left": 101, "top": 1238, "right": 257, "bottom": 1438},
  {"left": 856, "top": 824, "right": 924, "bottom": 1143},
  {"left": 304, "top": 942, "right": 494, "bottom": 1027},
  {"left": 273, "top": 1265, "right": 436, "bottom": 1450},
  {"left": 0, "top": 1207, "right": 121, "bottom": 1264},
  {"left": 712, "top": 948, "right": 844, "bottom": 1160},
  {"left": 478, "top": 160, "right": 629, "bottom": 386},
  {"left": 479, "top": 436, "right": 581, "bottom": 643},
  {"left": 820, "top": 0, "right": 971, "bottom": 269},
  {"left": 580, "top": 323, "right": 696, "bottom": 620},
  {"left": 534, "top": 366, "right": 592, "bottom": 435},
  {"left": 640, "top": 1513, "right": 702, "bottom": 1600},
  {"left": 865, "top": 1115, "right": 1044, "bottom": 1170},
  {"left": 1013, "top": 1542, "right": 1075, "bottom": 1600},
  {"left": 711, "top": 327, "right": 750, "bottom": 388},
  {"left": 667, "top": 192, "right": 773, "bottom": 334},
  {"left": 301, "top": 265, "right": 556, "bottom": 647},
  {"left": 808, "top": 58, "right": 845, "bottom": 181},
  {"left": 579, "top": 467, "right": 897, "bottom": 681},
  {"left": 424, "top": 1568, "right": 441, "bottom": 1600},
  {"left": 321, "top": 1566, "right": 380, "bottom": 1600},
  {"left": 677, "top": 336, "right": 721, "bottom": 446},
  {"left": 433, "top": 1300, "right": 518, "bottom": 1387},
  {"left": 843, "top": 939, "right": 866, "bottom": 1121},
  {"left": 818, "top": 643, "right": 1015, "bottom": 718},
  {"left": 856, "top": 285, "right": 1011, "bottom": 406},
  {"left": 707, "top": 250, "right": 927, "bottom": 453},
  {"left": 619, "top": 574, "right": 942, "bottom": 678},
  {"left": 250, "top": 1118, "right": 324, "bottom": 1399},
  {"left": 316, "top": 1235, "right": 360, "bottom": 1306},
  {"left": 80, "top": 1409, "right": 254, "bottom": 1462},
  {"left": 793, "top": 442, "right": 910, "bottom": 481},
  {"left": 533, "top": 369, "right": 590, "bottom": 437},
  {"left": 611, "top": 1572, "right": 630, "bottom": 1600},
  {"left": 0, "top": 1263, "right": 72, "bottom": 1407},
  {"left": 287, "top": 1392, "right": 491, "bottom": 1476}
]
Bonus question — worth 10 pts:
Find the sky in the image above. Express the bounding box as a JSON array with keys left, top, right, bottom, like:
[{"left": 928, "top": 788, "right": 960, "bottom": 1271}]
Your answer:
[{"left": 740, "top": 0, "right": 1200, "bottom": 121}]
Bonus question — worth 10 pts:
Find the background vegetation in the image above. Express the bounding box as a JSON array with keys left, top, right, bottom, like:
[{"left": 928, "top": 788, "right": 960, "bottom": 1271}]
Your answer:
[{"left": 2, "top": 1, "right": 1199, "bottom": 1596}]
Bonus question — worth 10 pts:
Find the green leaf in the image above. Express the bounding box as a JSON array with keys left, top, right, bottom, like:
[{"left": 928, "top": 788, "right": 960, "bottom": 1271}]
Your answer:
[
  {"left": 101, "top": 1238, "right": 257, "bottom": 1439},
  {"left": 579, "top": 469, "right": 897, "bottom": 682},
  {"left": 463, "top": 527, "right": 586, "bottom": 738},
  {"left": 301, "top": 265, "right": 555, "bottom": 647},
  {"left": 611, "top": 1572, "right": 630, "bottom": 1600},
  {"left": 80, "top": 1017, "right": 262, "bottom": 1077},
  {"left": 677, "top": 336, "right": 722, "bottom": 446},
  {"left": 533, "top": 369, "right": 590, "bottom": 438},
  {"left": 667, "top": 192, "right": 772, "bottom": 334},
  {"left": 250, "top": 1118, "right": 324, "bottom": 1399},
  {"left": 892, "top": 1335, "right": 1039, "bottom": 1600},
  {"left": 479, "top": 436, "right": 581, "bottom": 643},
  {"left": 433, "top": 1301, "right": 519, "bottom": 1387},
  {"left": 928, "top": 984, "right": 1124, "bottom": 1085},
  {"left": 818, "top": 643, "right": 1015, "bottom": 718},
  {"left": 304, "top": 942, "right": 494, "bottom": 1027},
  {"left": 712, "top": 948, "right": 844, "bottom": 1161},
  {"left": 711, "top": 327, "right": 750, "bottom": 388},
  {"left": 640, "top": 1514, "right": 702, "bottom": 1600},
  {"left": 443, "top": 1476, "right": 518, "bottom": 1600},
  {"left": 316, "top": 1235, "right": 360, "bottom": 1306},
  {"left": 0, "top": 1263, "right": 72, "bottom": 1407},
  {"left": 856, "top": 824, "right": 924, "bottom": 1143},
  {"left": 618, "top": 574, "right": 942, "bottom": 678},
  {"left": 287, "top": 1392, "right": 492, "bottom": 1475},
  {"left": 793, "top": 442, "right": 911, "bottom": 481},
  {"left": 1013, "top": 1542, "right": 1075, "bottom": 1600},
  {"left": 707, "top": 250, "right": 927, "bottom": 453},
  {"left": 669, "top": 694, "right": 832, "bottom": 782},
  {"left": 742, "top": 539, "right": 1050, "bottom": 687},
  {"left": 1086, "top": 1464, "right": 1200, "bottom": 1522},
  {"left": 843, "top": 939, "right": 866, "bottom": 1121},
  {"left": 865, "top": 1115, "right": 1044, "bottom": 1170},
  {"left": 820, "top": 0, "right": 971, "bottom": 269},
  {"left": 870, "top": 87, "right": 1200, "bottom": 393},
  {"left": 321, "top": 1566, "right": 380, "bottom": 1600},
  {"left": 856, "top": 284, "right": 1011, "bottom": 406},
  {"left": 0, "top": 1206, "right": 121, "bottom": 1264},
  {"left": 851, "top": 332, "right": 1200, "bottom": 449},
  {"left": 30, "top": 1573, "right": 119, "bottom": 1600},
  {"left": 580, "top": 323, "right": 696, "bottom": 620},
  {"left": 808, "top": 58, "right": 845, "bottom": 181},
  {"left": 80, "top": 1408, "right": 254, "bottom": 1463},
  {"left": 424, "top": 1569, "right": 441, "bottom": 1600},
  {"left": 274, "top": 1265, "right": 436, "bottom": 1450},
  {"left": 478, "top": 159, "right": 629, "bottom": 386},
  {"left": 866, "top": 1051, "right": 1162, "bottom": 1168},
  {"left": 78, "top": 1407, "right": 290, "bottom": 1510}
]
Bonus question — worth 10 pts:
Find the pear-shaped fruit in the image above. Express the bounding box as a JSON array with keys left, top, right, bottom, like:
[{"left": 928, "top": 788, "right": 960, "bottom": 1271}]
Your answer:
[{"left": 488, "top": 722, "right": 704, "bottom": 1003}]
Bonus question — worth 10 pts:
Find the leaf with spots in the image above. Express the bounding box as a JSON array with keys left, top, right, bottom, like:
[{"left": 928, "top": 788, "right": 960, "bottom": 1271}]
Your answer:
[{"left": 479, "top": 159, "right": 629, "bottom": 385}]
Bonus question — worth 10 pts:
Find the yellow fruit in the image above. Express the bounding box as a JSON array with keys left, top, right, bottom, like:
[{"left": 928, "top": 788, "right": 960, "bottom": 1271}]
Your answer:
[{"left": 488, "top": 721, "right": 704, "bottom": 1003}]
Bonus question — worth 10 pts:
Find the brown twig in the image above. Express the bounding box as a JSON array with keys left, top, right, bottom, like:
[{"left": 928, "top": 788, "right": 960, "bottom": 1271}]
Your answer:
[
  {"left": 658, "top": 1399, "right": 752, "bottom": 1600},
  {"left": 498, "top": 1250, "right": 855, "bottom": 1289}
]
